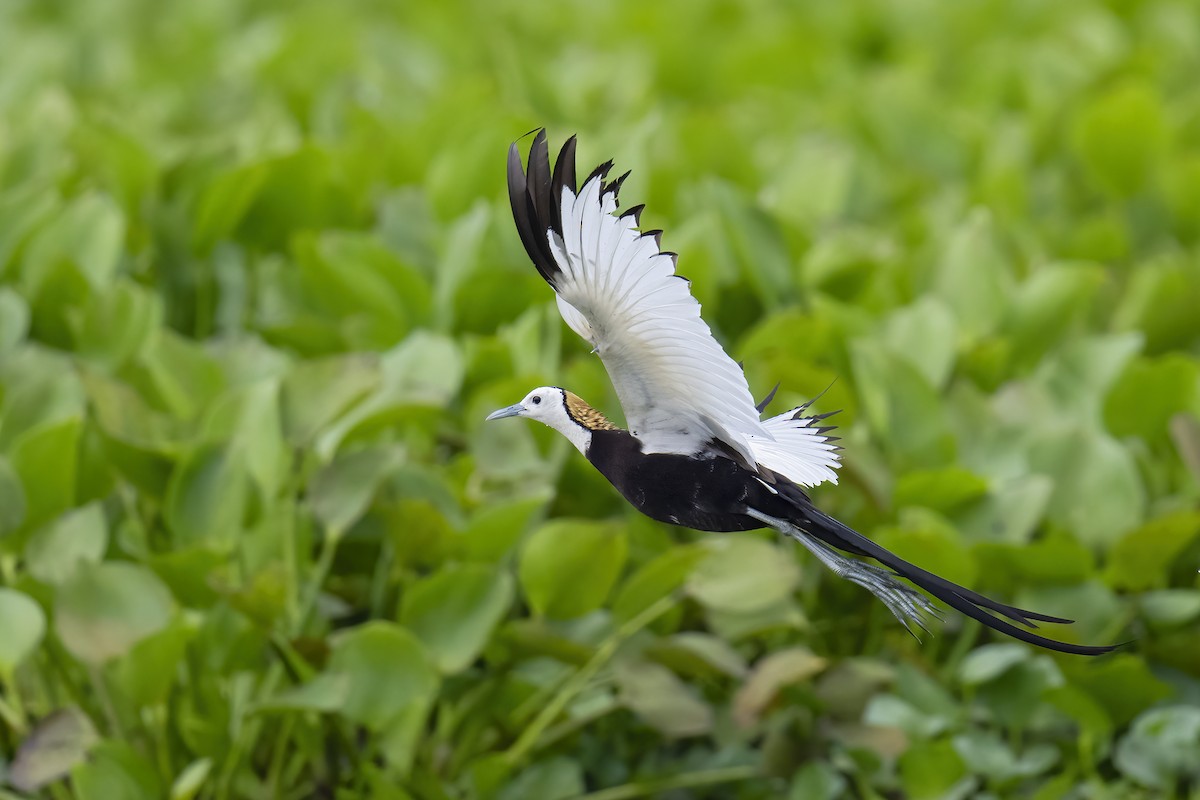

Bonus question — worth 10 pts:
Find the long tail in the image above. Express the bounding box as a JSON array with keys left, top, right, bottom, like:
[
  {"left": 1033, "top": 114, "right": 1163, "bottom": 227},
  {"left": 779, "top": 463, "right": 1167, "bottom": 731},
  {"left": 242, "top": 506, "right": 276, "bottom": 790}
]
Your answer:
[{"left": 787, "top": 494, "right": 1121, "bottom": 656}]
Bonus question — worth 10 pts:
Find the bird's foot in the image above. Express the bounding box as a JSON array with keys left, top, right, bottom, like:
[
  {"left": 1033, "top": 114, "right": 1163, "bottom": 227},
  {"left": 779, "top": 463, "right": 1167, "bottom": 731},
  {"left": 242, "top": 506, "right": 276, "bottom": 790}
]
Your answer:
[{"left": 745, "top": 508, "right": 942, "bottom": 638}]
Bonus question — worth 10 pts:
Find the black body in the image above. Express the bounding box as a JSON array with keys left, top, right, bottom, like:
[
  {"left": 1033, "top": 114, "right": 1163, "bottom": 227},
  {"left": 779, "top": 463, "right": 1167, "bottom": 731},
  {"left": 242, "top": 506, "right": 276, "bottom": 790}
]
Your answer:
[{"left": 585, "top": 429, "right": 1118, "bottom": 656}]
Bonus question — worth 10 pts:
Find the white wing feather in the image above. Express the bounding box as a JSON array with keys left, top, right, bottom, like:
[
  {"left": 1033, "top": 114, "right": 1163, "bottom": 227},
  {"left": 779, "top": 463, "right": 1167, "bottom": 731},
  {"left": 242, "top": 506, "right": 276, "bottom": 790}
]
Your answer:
[
  {"left": 548, "top": 172, "right": 765, "bottom": 465},
  {"left": 511, "top": 133, "right": 842, "bottom": 486},
  {"left": 747, "top": 407, "right": 841, "bottom": 487}
]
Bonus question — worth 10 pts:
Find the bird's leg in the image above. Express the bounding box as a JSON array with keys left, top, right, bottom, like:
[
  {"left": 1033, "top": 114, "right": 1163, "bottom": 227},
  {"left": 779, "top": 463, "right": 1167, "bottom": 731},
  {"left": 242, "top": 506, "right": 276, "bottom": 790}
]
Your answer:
[{"left": 744, "top": 508, "right": 942, "bottom": 637}]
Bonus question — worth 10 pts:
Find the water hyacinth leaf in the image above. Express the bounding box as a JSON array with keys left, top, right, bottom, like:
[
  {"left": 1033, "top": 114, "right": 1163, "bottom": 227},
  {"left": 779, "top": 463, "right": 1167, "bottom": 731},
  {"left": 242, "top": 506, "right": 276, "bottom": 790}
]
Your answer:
[
  {"left": 111, "top": 619, "right": 194, "bottom": 708},
  {"left": 497, "top": 757, "right": 583, "bottom": 800},
  {"left": 1138, "top": 590, "right": 1200, "bottom": 628},
  {"left": 882, "top": 297, "right": 957, "bottom": 390},
  {"left": 280, "top": 354, "right": 379, "bottom": 445},
  {"left": 324, "top": 622, "right": 439, "bottom": 730},
  {"left": 170, "top": 758, "right": 213, "bottom": 800},
  {"left": 893, "top": 467, "right": 988, "bottom": 514},
  {"left": 898, "top": 739, "right": 968, "bottom": 800},
  {"left": 1072, "top": 81, "right": 1167, "bottom": 196},
  {"left": 19, "top": 191, "right": 124, "bottom": 293},
  {"left": 519, "top": 519, "right": 627, "bottom": 619},
  {"left": 309, "top": 445, "right": 404, "bottom": 536},
  {"left": 648, "top": 632, "right": 749, "bottom": 679},
  {"left": 71, "top": 280, "right": 162, "bottom": 369},
  {"left": 1104, "top": 511, "right": 1200, "bottom": 591},
  {"left": 385, "top": 331, "right": 464, "bottom": 406},
  {"left": 399, "top": 564, "right": 514, "bottom": 673},
  {"left": 10, "top": 417, "right": 81, "bottom": 528},
  {"left": 0, "top": 456, "right": 28, "bottom": 535},
  {"left": 612, "top": 544, "right": 706, "bottom": 622},
  {"left": 457, "top": 493, "right": 550, "bottom": 562},
  {"left": 71, "top": 740, "right": 162, "bottom": 800},
  {"left": 1103, "top": 355, "right": 1198, "bottom": 442},
  {"left": 931, "top": 209, "right": 1013, "bottom": 341},
  {"left": 789, "top": 760, "right": 848, "bottom": 800},
  {"left": 734, "top": 647, "right": 827, "bottom": 728},
  {"left": 615, "top": 660, "right": 714, "bottom": 737},
  {"left": 0, "top": 287, "right": 30, "bottom": 350},
  {"left": 957, "top": 643, "right": 1031, "bottom": 686},
  {"left": 1062, "top": 655, "right": 1173, "bottom": 728},
  {"left": 1004, "top": 263, "right": 1104, "bottom": 369},
  {"left": 165, "top": 443, "right": 248, "bottom": 551},
  {"left": 1114, "top": 706, "right": 1200, "bottom": 789},
  {"left": 1030, "top": 428, "right": 1144, "bottom": 548},
  {"left": 1112, "top": 257, "right": 1200, "bottom": 354},
  {"left": 24, "top": 502, "right": 108, "bottom": 585},
  {"left": 55, "top": 561, "right": 174, "bottom": 664},
  {"left": 0, "top": 588, "right": 45, "bottom": 673},
  {"left": 686, "top": 534, "right": 799, "bottom": 614},
  {"left": 8, "top": 707, "right": 99, "bottom": 792},
  {"left": 192, "top": 162, "right": 268, "bottom": 252}
]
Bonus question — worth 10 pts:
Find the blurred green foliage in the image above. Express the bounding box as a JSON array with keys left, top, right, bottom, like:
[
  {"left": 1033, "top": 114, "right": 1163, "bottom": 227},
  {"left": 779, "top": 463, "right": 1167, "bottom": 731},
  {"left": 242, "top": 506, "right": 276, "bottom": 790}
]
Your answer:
[{"left": 0, "top": 0, "right": 1198, "bottom": 798}]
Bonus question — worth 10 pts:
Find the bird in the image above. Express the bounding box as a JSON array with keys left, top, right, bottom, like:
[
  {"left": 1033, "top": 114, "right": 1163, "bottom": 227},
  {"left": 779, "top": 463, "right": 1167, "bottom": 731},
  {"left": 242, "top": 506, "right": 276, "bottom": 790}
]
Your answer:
[{"left": 488, "top": 129, "right": 1117, "bottom": 656}]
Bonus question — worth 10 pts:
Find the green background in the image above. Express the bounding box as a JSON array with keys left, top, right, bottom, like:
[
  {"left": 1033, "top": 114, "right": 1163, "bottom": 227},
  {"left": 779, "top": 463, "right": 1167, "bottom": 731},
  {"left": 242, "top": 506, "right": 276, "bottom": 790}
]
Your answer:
[{"left": 1, "top": 0, "right": 1199, "bottom": 798}]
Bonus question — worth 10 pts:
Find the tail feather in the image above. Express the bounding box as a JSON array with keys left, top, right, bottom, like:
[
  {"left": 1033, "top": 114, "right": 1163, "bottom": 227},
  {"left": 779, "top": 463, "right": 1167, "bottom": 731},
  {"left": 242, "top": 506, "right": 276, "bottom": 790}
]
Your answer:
[{"left": 795, "top": 501, "right": 1120, "bottom": 656}]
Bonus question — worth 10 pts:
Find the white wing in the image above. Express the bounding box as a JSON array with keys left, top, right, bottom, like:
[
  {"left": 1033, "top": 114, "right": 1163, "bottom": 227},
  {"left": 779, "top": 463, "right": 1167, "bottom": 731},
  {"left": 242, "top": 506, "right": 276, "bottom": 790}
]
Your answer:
[
  {"left": 747, "top": 406, "right": 841, "bottom": 487},
  {"left": 508, "top": 131, "right": 841, "bottom": 484}
]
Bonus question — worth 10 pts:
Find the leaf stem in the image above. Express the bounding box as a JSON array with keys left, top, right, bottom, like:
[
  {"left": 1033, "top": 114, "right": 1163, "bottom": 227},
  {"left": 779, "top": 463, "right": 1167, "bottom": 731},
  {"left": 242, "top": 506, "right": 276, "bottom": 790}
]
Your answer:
[
  {"left": 567, "top": 765, "right": 761, "bottom": 800},
  {"left": 503, "top": 594, "right": 676, "bottom": 768}
]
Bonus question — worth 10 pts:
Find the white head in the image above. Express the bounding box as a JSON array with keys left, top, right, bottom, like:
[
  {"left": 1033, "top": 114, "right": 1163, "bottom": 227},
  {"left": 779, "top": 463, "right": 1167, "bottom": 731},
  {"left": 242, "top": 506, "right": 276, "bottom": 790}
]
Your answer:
[{"left": 485, "top": 386, "right": 617, "bottom": 456}]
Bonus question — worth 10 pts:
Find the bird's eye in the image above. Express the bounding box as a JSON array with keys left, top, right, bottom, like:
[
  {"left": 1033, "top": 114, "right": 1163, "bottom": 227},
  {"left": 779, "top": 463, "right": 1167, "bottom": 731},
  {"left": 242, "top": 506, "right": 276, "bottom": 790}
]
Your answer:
[{"left": 531, "top": 396, "right": 542, "bottom": 405}]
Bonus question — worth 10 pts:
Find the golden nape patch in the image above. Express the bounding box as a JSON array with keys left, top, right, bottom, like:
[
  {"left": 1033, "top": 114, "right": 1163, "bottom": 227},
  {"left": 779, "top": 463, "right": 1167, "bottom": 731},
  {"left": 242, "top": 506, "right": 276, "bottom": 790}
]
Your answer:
[{"left": 564, "top": 391, "right": 619, "bottom": 431}]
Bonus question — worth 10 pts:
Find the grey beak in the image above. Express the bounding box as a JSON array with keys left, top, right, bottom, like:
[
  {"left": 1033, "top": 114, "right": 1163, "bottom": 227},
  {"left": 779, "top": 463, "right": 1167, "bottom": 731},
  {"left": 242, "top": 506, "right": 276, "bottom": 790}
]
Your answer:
[{"left": 485, "top": 403, "right": 525, "bottom": 421}]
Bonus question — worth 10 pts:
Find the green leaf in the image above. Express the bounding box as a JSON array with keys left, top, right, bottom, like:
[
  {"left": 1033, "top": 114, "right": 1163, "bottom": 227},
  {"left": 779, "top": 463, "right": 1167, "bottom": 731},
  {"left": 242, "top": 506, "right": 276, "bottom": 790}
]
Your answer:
[
  {"left": 1104, "top": 511, "right": 1200, "bottom": 591},
  {"left": 55, "top": 561, "right": 174, "bottom": 664},
  {"left": 1112, "top": 257, "right": 1200, "bottom": 354},
  {"left": 519, "top": 519, "right": 628, "bottom": 619},
  {"left": 20, "top": 191, "right": 125, "bottom": 293},
  {"left": 0, "top": 456, "right": 28, "bottom": 536},
  {"left": 612, "top": 544, "right": 706, "bottom": 622},
  {"left": 615, "top": 660, "right": 713, "bottom": 737},
  {"left": 1114, "top": 706, "right": 1200, "bottom": 789},
  {"left": 1072, "top": 81, "right": 1167, "bottom": 195},
  {"left": 1103, "top": 355, "right": 1198, "bottom": 442},
  {"left": 24, "top": 502, "right": 108, "bottom": 585},
  {"left": 0, "top": 588, "right": 45, "bottom": 673},
  {"left": 71, "top": 741, "right": 162, "bottom": 800},
  {"left": 0, "top": 287, "right": 30, "bottom": 351},
  {"left": 8, "top": 707, "right": 99, "bottom": 793},
  {"left": 958, "top": 643, "right": 1030, "bottom": 686},
  {"left": 399, "top": 564, "right": 513, "bottom": 673},
  {"left": 71, "top": 280, "right": 162, "bottom": 369},
  {"left": 930, "top": 209, "right": 1013, "bottom": 341},
  {"left": 898, "top": 739, "right": 968, "bottom": 800},
  {"left": 733, "top": 647, "right": 827, "bottom": 728},
  {"left": 1063, "top": 655, "right": 1173, "bottom": 728},
  {"left": 309, "top": 445, "right": 404, "bottom": 536},
  {"left": 686, "top": 534, "right": 800, "bottom": 614},
  {"left": 458, "top": 493, "right": 549, "bottom": 562},
  {"left": 324, "top": 622, "right": 439, "bottom": 730},
  {"left": 1030, "top": 428, "right": 1144, "bottom": 548},
  {"left": 894, "top": 467, "right": 988, "bottom": 514},
  {"left": 111, "top": 619, "right": 194, "bottom": 708},
  {"left": 170, "top": 759, "right": 213, "bottom": 800},
  {"left": 280, "top": 354, "right": 379, "bottom": 445},
  {"left": 9, "top": 417, "right": 81, "bottom": 528},
  {"left": 164, "top": 443, "right": 248, "bottom": 550}
]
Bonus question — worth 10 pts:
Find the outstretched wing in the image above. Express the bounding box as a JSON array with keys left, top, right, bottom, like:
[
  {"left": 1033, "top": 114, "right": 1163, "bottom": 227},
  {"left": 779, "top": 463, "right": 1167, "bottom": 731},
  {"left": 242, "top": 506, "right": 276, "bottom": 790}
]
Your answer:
[
  {"left": 508, "top": 130, "right": 767, "bottom": 465},
  {"left": 508, "top": 130, "right": 841, "bottom": 486}
]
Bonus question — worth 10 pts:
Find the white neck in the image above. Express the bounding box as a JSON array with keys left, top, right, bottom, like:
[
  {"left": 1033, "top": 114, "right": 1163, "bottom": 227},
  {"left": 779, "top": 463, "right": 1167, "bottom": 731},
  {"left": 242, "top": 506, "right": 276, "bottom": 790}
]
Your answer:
[{"left": 555, "top": 420, "right": 593, "bottom": 457}]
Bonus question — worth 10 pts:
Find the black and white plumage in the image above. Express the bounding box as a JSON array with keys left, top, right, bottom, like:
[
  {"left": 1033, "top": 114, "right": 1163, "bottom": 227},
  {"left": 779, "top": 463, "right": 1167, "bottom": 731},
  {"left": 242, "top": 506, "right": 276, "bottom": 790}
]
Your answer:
[{"left": 489, "top": 130, "right": 1116, "bottom": 657}]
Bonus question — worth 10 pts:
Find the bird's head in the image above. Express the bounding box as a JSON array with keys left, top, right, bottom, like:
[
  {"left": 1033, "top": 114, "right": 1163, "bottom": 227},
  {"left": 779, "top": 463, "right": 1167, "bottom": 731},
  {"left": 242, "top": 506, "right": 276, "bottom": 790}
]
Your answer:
[
  {"left": 485, "top": 386, "right": 570, "bottom": 427},
  {"left": 486, "top": 386, "right": 617, "bottom": 455}
]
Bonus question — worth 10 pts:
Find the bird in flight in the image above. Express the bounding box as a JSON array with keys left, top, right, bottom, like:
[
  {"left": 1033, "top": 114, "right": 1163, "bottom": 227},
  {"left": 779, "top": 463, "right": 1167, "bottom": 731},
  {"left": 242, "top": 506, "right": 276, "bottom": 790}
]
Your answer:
[{"left": 488, "top": 130, "right": 1116, "bottom": 656}]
